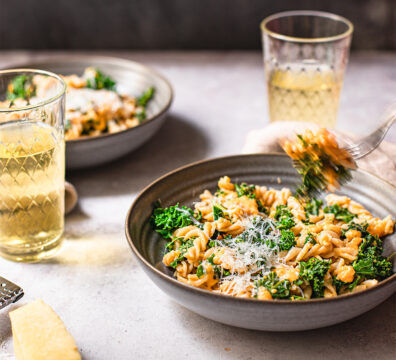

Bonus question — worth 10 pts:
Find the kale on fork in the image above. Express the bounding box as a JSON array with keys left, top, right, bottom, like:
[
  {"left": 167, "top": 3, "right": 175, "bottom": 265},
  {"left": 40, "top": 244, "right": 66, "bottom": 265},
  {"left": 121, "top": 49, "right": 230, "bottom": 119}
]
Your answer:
[{"left": 281, "top": 129, "right": 356, "bottom": 199}]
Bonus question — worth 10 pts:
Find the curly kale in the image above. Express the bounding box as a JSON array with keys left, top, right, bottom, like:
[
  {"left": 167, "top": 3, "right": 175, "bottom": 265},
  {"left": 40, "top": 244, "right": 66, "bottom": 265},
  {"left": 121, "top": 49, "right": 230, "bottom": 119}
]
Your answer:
[
  {"left": 213, "top": 203, "right": 228, "bottom": 220},
  {"left": 6, "top": 74, "right": 36, "bottom": 102},
  {"left": 295, "top": 155, "right": 327, "bottom": 198},
  {"left": 324, "top": 204, "right": 356, "bottom": 223},
  {"left": 304, "top": 233, "right": 317, "bottom": 245},
  {"left": 332, "top": 277, "right": 345, "bottom": 294},
  {"left": 332, "top": 275, "right": 362, "bottom": 294},
  {"left": 151, "top": 203, "right": 195, "bottom": 238},
  {"left": 137, "top": 86, "right": 155, "bottom": 107},
  {"left": 353, "top": 241, "right": 392, "bottom": 279},
  {"left": 206, "top": 253, "right": 231, "bottom": 278},
  {"left": 255, "top": 272, "right": 291, "bottom": 299},
  {"left": 292, "top": 134, "right": 353, "bottom": 198},
  {"left": 234, "top": 182, "right": 256, "bottom": 199},
  {"left": 274, "top": 205, "right": 296, "bottom": 230},
  {"left": 299, "top": 258, "right": 331, "bottom": 298},
  {"left": 257, "top": 199, "right": 269, "bottom": 214},
  {"left": 196, "top": 263, "right": 205, "bottom": 278},
  {"left": 341, "top": 222, "right": 368, "bottom": 238},
  {"left": 279, "top": 229, "right": 296, "bottom": 251},
  {"left": 341, "top": 223, "right": 393, "bottom": 280},
  {"left": 305, "top": 198, "right": 323, "bottom": 217},
  {"left": 86, "top": 69, "right": 116, "bottom": 90},
  {"left": 135, "top": 108, "right": 147, "bottom": 123},
  {"left": 168, "top": 238, "right": 194, "bottom": 268}
]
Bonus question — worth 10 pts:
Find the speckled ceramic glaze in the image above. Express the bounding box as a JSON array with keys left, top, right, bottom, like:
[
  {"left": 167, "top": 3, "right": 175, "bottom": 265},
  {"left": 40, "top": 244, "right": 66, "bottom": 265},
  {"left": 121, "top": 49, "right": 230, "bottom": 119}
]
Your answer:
[
  {"left": 125, "top": 154, "right": 396, "bottom": 331},
  {"left": 7, "top": 56, "right": 173, "bottom": 169}
]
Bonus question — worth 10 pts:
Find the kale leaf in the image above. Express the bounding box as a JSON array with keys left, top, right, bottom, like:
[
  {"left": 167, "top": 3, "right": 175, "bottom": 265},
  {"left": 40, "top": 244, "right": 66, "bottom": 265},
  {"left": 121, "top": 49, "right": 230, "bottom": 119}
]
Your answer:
[
  {"left": 168, "top": 238, "right": 195, "bottom": 268},
  {"left": 135, "top": 108, "right": 147, "bottom": 123},
  {"left": 304, "top": 233, "right": 317, "bottom": 245},
  {"left": 65, "top": 119, "right": 72, "bottom": 131},
  {"left": 305, "top": 198, "right": 323, "bottom": 216},
  {"left": 324, "top": 204, "right": 356, "bottom": 223},
  {"left": 332, "top": 274, "right": 362, "bottom": 294},
  {"left": 274, "top": 205, "right": 296, "bottom": 230},
  {"left": 151, "top": 203, "right": 195, "bottom": 238},
  {"left": 207, "top": 254, "right": 215, "bottom": 265},
  {"left": 294, "top": 153, "right": 352, "bottom": 199},
  {"left": 213, "top": 204, "right": 228, "bottom": 220},
  {"left": 341, "top": 222, "right": 368, "bottom": 238},
  {"left": 353, "top": 245, "right": 392, "bottom": 279},
  {"left": 234, "top": 183, "right": 256, "bottom": 199},
  {"left": 196, "top": 264, "right": 205, "bottom": 278},
  {"left": 279, "top": 229, "right": 296, "bottom": 251},
  {"left": 332, "top": 277, "right": 346, "bottom": 294},
  {"left": 86, "top": 69, "right": 116, "bottom": 90},
  {"left": 299, "top": 258, "right": 331, "bottom": 298},
  {"left": 6, "top": 74, "right": 36, "bottom": 102},
  {"left": 137, "top": 86, "right": 155, "bottom": 107},
  {"left": 342, "top": 223, "right": 393, "bottom": 279},
  {"left": 257, "top": 199, "right": 269, "bottom": 214},
  {"left": 255, "top": 272, "right": 291, "bottom": 299},
  {"left": 297, "top": 134, "right": 308, "bottom": 147}
]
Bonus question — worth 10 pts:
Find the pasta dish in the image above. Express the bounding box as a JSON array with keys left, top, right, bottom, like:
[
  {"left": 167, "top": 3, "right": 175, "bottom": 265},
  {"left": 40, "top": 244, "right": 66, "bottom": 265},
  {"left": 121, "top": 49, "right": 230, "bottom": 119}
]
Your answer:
[
  {"left": 151, "top": 176, "right": 394, "bottom": 300},
  {"left": 1, "top": 68, "right": 154, "bottom": 140}
]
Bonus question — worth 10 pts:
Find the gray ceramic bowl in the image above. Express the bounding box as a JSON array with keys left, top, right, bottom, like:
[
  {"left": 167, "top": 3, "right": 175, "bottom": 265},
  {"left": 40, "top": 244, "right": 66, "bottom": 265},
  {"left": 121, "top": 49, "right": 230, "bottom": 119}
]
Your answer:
[
  {"left": 6, "top": 56, "right": 173, "bottom": 169},
  {"left": 125, "top": 154, "right": 396, "bottom": 331}
]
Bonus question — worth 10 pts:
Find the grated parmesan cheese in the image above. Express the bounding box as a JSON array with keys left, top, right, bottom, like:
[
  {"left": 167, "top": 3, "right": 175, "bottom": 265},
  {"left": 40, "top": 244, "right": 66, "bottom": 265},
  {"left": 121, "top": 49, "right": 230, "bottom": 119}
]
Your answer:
[{"left": 214, "top": 217, "right": 289, "bottom": 297}]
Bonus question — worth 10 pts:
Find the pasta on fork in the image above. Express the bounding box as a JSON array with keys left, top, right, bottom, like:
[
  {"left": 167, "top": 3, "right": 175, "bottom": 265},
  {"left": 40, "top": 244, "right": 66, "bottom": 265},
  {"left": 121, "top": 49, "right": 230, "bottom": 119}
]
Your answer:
[{"left": 281, "top": 128, "right": 356, "bottom": 197}]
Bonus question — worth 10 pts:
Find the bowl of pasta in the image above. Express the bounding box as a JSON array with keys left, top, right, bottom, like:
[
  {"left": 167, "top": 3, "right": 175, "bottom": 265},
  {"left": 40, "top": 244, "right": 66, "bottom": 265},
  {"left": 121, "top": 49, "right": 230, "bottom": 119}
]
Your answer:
[
  {"left": 125, "top": 153, "right": 396, "bottom": 331},
  {"left": 3, "top": 56, "right": 173, "bottom": 169}
]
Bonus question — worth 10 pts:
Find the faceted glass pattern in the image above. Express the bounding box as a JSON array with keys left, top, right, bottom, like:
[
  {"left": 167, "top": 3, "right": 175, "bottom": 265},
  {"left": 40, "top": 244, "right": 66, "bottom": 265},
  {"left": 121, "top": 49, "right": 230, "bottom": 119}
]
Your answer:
[
  {"left": 261, "top": 11, "right": 353, "bottom": 127},
  {"left": 0, "top": 70, "right": 65, "bottom": 262}
]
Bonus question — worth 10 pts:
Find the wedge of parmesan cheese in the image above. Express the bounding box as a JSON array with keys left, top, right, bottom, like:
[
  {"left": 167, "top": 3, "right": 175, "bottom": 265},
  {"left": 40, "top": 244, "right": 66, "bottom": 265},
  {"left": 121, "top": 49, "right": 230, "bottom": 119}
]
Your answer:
[{"left": 9, "top": 299, "right": 81, "bottom": 360}]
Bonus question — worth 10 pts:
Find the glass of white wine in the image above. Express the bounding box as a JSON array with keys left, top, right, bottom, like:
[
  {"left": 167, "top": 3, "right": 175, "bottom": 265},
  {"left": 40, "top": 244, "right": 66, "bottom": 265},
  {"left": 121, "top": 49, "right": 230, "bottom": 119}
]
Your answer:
[
  {"left": 0, "top": 69, "right": 66, "bottom": 262},
  {"left": 261, "top": 11, "right": 353, "bottom": 127}
]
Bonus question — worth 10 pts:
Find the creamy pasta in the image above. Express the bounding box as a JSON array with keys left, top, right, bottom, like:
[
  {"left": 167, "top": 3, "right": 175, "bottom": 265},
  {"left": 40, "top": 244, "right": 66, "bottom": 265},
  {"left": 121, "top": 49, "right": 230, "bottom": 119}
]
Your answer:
[{"left": 151, "top": 177, "right": 394, "bottom": 300}]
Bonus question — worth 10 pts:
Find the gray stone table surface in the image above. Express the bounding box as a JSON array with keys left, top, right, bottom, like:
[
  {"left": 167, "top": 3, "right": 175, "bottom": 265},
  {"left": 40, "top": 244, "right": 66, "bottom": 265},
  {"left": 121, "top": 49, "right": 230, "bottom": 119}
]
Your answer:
[{"left": 0, "top": 51, "right": 395, "bottom": 360}]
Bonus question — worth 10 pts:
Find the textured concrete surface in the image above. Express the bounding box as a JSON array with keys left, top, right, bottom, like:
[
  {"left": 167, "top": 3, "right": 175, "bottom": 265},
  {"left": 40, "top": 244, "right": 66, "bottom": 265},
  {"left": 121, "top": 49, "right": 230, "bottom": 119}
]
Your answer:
[{"left": 0, "top": 51, "right": 395, "bottom": 360}]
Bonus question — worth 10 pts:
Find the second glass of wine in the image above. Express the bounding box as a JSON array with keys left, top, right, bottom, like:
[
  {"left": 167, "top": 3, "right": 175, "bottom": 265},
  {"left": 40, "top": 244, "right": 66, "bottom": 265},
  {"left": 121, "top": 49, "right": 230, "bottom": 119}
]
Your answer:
[{"left": 261, "top": 11, "right": 353, "bottom": 127}]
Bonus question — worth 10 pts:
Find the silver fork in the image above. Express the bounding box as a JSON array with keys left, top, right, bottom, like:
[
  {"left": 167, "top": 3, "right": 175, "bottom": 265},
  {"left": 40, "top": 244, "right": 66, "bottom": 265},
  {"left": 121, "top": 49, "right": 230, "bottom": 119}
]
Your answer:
[{"left": 344, "top": 106, "right": 396, "bottom": 160}]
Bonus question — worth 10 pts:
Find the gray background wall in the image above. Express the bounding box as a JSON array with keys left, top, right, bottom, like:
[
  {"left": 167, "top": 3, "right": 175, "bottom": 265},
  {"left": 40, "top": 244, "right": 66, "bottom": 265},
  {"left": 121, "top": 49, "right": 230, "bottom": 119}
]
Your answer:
[{"left": 1, "top": 0, "right": 395, "bottom": 50}]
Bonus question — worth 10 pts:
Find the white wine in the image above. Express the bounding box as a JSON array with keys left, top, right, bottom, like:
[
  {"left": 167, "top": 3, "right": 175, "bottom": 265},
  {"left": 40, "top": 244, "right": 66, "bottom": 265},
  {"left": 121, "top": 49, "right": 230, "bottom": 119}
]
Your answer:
[
  {"left": 267, "top": 63, "right": 342, "bottom": 127},
  {"left": 0, "top": 120, "right": 64, "bottom": 262}
]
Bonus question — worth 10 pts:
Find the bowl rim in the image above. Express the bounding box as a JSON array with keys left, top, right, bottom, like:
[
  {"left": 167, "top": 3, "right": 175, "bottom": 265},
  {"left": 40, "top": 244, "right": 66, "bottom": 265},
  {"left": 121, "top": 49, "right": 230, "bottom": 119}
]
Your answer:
[
  {"left": 125, "top": 153, "right": 396, "bottom": 305},
  {"left": 2, "top": 55, "right": 174, "bottom": 144}
]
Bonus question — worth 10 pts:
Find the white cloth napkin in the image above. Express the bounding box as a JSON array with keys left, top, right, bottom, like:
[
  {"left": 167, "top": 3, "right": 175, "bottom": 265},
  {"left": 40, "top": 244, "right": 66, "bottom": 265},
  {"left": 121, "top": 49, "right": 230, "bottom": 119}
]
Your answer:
[{"left": 242, "top": 121, "right": 396, "bottom": 187}]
